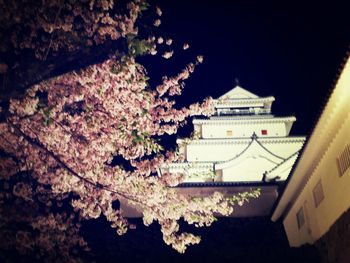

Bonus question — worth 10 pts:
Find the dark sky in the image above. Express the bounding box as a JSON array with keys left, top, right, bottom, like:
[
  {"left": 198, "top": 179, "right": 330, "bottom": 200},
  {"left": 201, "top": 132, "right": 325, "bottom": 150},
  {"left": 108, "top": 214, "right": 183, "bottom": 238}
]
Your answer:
[{"left": 141, "top": 0, "right": 349, "bottom": 136}]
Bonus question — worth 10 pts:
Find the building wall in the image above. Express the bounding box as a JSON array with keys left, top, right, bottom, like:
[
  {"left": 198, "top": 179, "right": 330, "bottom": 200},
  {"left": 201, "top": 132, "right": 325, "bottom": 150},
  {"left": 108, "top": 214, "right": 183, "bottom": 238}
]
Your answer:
[
  {"left": 186, "top": 142, "right": 247, "bottom": 162},
  {"left": 200, "top": 122, "right": 289, "bottom": 139},
  {"left": 186, "top": 139, "right": 304, "bottom": 162},
  {"left": 283, "top": 106, "right": 350, "bottom": 247},
  {"left": 261, "top": 140, "right": 304, "bottom": 158},
  {"left": 315, "top": 206, "right": 350, "bottom": 263},
  {"left": 221, "top": 157, "right": 277, "bottom": 181}
]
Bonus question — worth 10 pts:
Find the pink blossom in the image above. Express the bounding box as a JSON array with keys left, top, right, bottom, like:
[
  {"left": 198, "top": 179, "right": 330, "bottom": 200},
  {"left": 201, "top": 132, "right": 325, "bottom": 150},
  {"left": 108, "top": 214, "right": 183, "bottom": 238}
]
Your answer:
[
  {"left": 196, "top": 55, "right": 204, "bottom": 63},
  {"left": 166, "top": 38, "right": 173, "bottom": 45},
  {"left": 157, "top": 37, "right": 164, "bottom": 44},
  {"left": 0, "top": 3, "right": 260, "bottom": 256},
  {"left": 153, "top": 19, "right": 161, "bottom": 27},
  {"left": 162, "top": 51, "right": 174, "bottom": 59},
  {"left": 156, "top": 6, "right": 162, "bottom": 16}
]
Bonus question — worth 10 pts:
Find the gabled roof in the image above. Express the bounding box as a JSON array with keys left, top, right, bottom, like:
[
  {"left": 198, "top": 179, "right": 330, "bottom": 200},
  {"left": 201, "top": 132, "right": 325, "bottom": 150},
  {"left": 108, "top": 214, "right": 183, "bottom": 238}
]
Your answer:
[
  {"left": 215, "top": 136, "right": 285, "bottom": 170},
  {"left": 264, "top": 151, "right": 300, "bottom": 181},
  {"left": 218, "top": 85, "right": 259, "bottom": 99}
]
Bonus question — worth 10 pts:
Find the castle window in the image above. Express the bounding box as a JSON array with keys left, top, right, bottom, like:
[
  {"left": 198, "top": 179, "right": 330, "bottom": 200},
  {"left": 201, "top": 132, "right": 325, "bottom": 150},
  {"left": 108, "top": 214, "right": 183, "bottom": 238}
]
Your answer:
[
  {"left": 261, "top": 129, "right": 268, "bottom": 135},
  {"left": 313, "top": 180, "right": 325, "bottom": 207},
  {"left": 226, "top": 130, "right": 233, "bottom": 137},
  {"left": 296, "top": 207, "right": 305, "bottom": 229},
  {"left": 337, "top": 144, "right": 350, "bottom": 176}
]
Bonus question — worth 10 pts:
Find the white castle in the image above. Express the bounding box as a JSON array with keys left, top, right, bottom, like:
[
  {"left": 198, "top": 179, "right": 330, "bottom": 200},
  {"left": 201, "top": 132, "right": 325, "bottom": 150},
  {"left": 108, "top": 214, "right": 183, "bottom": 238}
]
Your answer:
[{"left": 161, "top": 85, "right": 306, "bottom": 184}]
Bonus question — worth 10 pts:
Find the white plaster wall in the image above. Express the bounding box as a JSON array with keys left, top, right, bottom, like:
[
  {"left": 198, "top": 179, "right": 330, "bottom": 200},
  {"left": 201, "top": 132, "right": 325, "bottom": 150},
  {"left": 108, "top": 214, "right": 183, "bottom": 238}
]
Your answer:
[
  {"left": 262, "top": 140, "right": 305, "bottom": 158},
  {"left": 201, "top": 122, "right": 288, "bottom": 138},
  {"left": 267, "top": 154, "right": 300, "bottom": 181},
  {"left": 283, "top": 112, "right": 350, "bottom": 247},
  {"left": 186, "top": 143, "right": 248, "bottom": 162},
  {"left": 185, "top": 139, "right": 304, "bottom": 162},
  {"left": 284, "top": 199, "right": 316, "bottom": 246},
  {"left": 221, "top": 157, "right": 278, "bottom": 181}
]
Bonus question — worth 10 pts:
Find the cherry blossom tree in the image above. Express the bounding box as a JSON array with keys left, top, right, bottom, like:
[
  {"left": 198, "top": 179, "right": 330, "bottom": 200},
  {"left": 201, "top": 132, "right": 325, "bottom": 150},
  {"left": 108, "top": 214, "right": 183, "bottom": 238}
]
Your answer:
[
  {"left": 0, "top": 0, "right": 141, "bottom": 60},
  {"left": 0, "top": 0, "right": 260, "bottom": 260},
  {"left": 0, "top": 0, "right": 146, "bottom": 100}
]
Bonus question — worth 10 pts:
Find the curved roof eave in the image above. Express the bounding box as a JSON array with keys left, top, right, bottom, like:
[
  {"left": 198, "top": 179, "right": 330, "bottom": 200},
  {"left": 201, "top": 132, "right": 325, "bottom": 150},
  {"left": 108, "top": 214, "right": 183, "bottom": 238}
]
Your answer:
[{"left": 215, "top": 135, "right": 286, "bottom": 170}]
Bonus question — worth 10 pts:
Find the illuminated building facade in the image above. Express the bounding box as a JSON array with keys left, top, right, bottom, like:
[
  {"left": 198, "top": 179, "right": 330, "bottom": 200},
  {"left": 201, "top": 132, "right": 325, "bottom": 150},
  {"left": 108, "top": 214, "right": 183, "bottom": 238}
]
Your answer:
[
  {"left": 162, "top": 85, "right": 305, "bottom": 184},
  {"left": 123, "top": 85, "right": 307, "bottom": 217},
  {"left": 272, "top": 55, "right": 350, "bottom": 258}
]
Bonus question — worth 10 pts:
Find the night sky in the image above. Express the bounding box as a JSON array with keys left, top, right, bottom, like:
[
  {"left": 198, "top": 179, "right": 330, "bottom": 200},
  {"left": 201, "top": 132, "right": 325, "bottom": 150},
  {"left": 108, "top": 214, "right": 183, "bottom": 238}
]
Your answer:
[{"left": 142, "top": 0, "right": 349, "bottom": 137}]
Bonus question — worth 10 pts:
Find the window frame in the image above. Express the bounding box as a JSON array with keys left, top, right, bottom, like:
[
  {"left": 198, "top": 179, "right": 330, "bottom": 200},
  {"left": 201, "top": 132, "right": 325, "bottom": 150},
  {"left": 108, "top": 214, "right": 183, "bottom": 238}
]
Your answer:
[
  {"left": 313, "top": 180, "right": 325, "bottom": 208},
  {"left": 337, "top": 144, "right": 350, "bottom": 177},
  {"left": 296, "top": 207, "right": 305, "bottom": 229}
]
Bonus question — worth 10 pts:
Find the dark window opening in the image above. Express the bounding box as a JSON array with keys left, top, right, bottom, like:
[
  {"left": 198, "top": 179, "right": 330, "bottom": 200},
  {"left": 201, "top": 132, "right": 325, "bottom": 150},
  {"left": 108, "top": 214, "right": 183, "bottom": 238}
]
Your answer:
[{"left": 297, "top": 207, "right": 305, "bottom": 229}]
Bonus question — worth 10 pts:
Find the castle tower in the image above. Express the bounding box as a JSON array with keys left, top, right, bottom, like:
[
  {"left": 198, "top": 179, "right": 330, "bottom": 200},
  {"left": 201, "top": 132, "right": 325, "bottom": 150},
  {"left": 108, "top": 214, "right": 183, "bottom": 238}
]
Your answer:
[
  {"left": 162, "top": 85, "right": 306, "bottom": 184},
  {"left": 121, "top": 85, "right": 307, "bottom": 217}
]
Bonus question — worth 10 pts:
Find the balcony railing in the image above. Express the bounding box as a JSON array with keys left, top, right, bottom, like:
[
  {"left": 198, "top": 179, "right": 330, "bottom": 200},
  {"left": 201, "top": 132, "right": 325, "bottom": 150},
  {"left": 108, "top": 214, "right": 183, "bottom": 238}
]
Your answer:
[{"left": 216, "top": 108, "right": 271, "bottom": 116}]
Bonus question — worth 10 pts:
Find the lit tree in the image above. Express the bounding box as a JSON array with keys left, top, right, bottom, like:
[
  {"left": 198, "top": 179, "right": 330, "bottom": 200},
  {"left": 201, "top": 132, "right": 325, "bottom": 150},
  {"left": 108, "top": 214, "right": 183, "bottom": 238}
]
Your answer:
[
  {"left": 0, "top": 0, "right": 144, "bottom": 99},
  {"left": 0, "top": 0, "right": 260, "bottom": 260}
]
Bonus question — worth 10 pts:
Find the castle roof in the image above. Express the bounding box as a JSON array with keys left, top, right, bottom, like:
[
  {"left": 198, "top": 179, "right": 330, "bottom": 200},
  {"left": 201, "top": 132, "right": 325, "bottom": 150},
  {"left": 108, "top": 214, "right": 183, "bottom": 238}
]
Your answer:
[
  {"left": 215, "top": 135, "right": 286, "bottom": 170},
  {"left": 214, "top": 85, "right": 275, "bottom": 110},
  {"left": 264, "top": 151, "right": 300, "bottom": 181},
  {"left": 169, "top": 136, "right": 304, "bottom": 177},
  {"left": 218, "top": 85, "right": 259, "bottom": 99}
]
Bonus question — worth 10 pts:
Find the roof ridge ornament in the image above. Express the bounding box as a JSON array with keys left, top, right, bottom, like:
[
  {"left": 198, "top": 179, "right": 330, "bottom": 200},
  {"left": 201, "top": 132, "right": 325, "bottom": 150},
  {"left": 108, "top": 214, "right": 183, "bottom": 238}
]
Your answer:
[
  {"left": 251, "top": 132, "right": 258, "bottom": 140},
  {"left": 218, "top": 84, "right": 259, "bottom": 100}
]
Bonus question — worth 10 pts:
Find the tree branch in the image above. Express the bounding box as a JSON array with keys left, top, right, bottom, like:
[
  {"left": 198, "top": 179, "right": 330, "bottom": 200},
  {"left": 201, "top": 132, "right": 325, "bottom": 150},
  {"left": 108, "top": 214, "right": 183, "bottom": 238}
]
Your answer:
[
  {"left": 43, "top": 4, "right": 63, "bottom": 61},
  {"left": 8, "top": 122, "right": 145, "bottom": 206}
]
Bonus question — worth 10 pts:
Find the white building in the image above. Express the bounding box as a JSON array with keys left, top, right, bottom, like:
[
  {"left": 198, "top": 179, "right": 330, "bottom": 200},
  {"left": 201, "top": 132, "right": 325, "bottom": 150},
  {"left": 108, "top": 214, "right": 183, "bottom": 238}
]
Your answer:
[
  {"left": 123, "top": 85, "right": 307, "bottom": 217},
  {"left": 162, "top": 85, "right": 306, "bottom": 184},
  {"left": 271, "top": 55, "right": 350, "bottom": 249}
]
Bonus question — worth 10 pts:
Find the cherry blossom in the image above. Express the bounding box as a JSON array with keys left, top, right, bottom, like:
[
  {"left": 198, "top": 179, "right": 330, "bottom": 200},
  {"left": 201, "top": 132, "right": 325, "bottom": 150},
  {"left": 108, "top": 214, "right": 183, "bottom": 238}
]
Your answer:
[
  {"left": 0, "top": 0, "right": 260, "bottom": 259},
  {"left": 157, "top": 37, "right": 164, "bottom": 44},
  {"left": 0, "top": 53, "right": 259, "bottom": 255},
  {"left": 156, "top": 6, "right": 162, "bottom": 16},
  {"left": 166, "top": 38, "right": 173, "bottom": 46},
  {"left": 153, "top": 19, "right": 161, "bottom": 27},
  {"left": 183, "top": 43, "right": 190, "bottom": 50},
  {"left": 0, "top": 0, "right": 143, "bottom": 61},
  {"left": 162, "top": 50, "right": 174, "bottom": 59},
  {"left": 197, "top": 55, "right": 204, "bottom": 63}
]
